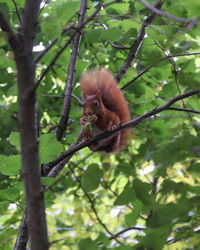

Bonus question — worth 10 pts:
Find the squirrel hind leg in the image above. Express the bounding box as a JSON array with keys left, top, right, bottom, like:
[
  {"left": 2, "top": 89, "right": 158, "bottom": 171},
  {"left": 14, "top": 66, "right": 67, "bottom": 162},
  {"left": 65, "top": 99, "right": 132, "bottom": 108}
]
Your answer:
[{"left": 97, "top": 133, "right": 121, "bottom": 154}]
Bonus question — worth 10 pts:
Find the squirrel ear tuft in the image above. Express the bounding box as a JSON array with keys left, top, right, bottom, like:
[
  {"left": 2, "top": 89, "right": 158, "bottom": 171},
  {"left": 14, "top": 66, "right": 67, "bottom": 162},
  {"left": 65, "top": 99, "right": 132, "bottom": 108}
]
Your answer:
[{"left": 97, "top": 90, "right": 102, "bottom": 99}]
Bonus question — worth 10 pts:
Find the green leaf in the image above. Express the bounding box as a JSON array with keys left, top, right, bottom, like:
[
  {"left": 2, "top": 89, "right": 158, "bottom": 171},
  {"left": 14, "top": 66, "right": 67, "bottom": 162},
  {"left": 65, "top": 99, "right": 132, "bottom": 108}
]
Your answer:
[
  {"left": 101, "top": 27, "right": 122, "bottom": 42},
  {"left": 114, "top": 186, "right": 136, "bottom": 205},
  {"left": 9, "top": 132, "right": 20, "bottom": 151},
  {"left": 39, "top": 134, "right": 63, "bottom": 163},
  {"left": 0, "top": 182, "right": 23, "bottom": 201},
  {"left": 78, "top": 238, "right": 98, "bottom": 250},
  {"left": 125, "top": 200, "right": 143, "bottom": 226},
  {"left": 82, "top": 164, "right": 103, "bottom": 192},
  {"left": 133, "top": 178, "right": 153, "bottom": 207},
  {"left": 55, "top": 0, "right": 80, "bottom": 23},
  {"left": 41, "top": 177, "right": 55, "bottom": 186},
  {"left": 0, "top": 155, "right": 21, "bottom": 175}
]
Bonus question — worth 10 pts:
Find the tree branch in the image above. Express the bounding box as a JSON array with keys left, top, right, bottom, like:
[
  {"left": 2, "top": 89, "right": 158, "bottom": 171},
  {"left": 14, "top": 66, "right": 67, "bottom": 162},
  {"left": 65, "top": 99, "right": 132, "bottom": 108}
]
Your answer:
[
  {"left": 121, "top": 52, "right": 200, "bottom": 90},
  {"left": 110, "top": 226, "right": 145, "bottom": 239},
  {"left": 56, "top": 0, "right": 87, "bottom": 141},
  {"left": 167, "top": 107, "right": 200, "bottom": 115},
  {"left": 154, "top": 40, "right": 192, "bottom": 121},
  {"left": 138, "top": 0, "right": 199, "bottom": 24},
  {"left": 34, "top": 22, "right": 76, "bottom": 63},
  {"left": 42, "top": 88, "right": 200, "bottom": 172},
  {"left": 115, "top": 0, "right": 165, "bottom": 83},
  {"left": 34, "top": 0, "right": 120, "bottom": 93},
  {"left": 14, "top": 0, "right": 49, "bottom": 249},
  {"left": 14, "top": 213, "right": 28, "bottom": 250},
  {"left": 11, "top": 0, "right": 21, "bottom": 22},
  {"left": 0, "top": 10, "right": 20, "bottom": 51}
]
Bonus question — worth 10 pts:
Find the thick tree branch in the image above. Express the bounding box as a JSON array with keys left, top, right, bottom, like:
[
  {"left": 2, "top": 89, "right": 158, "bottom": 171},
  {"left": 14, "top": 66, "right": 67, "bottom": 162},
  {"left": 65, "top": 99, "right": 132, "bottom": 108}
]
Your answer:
[
  {"left": 56, "top": 0, "right": 87, "bottom": 141},
  {"left": 138, "top": 0, "right": 199, "bottom": 24},
  {"left": 115, "top": 0, "right": 165, "bottom": 83},
  {"left": 14, "top": 0, "right": 49, "bottom": 249}
]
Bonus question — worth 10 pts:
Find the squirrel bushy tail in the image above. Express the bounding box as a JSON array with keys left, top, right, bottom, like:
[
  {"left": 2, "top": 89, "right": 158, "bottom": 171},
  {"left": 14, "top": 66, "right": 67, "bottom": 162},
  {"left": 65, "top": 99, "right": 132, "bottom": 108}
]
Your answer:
[{"left": 80, "top": 68, "right": 130, "bottom": 150}]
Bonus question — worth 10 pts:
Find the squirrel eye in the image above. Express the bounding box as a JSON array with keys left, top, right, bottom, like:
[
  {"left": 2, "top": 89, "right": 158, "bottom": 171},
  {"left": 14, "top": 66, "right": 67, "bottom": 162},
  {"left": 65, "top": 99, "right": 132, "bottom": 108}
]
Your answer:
[{"left": 94, "top": 101, "right": 99, "bottom": 107}]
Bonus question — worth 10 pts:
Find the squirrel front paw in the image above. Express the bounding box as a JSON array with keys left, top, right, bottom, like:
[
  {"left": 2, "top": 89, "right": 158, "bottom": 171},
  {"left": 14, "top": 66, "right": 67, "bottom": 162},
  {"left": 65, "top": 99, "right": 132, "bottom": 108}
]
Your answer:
[{"left": 80, "top": 115, "right": 88, "bottom": 126}]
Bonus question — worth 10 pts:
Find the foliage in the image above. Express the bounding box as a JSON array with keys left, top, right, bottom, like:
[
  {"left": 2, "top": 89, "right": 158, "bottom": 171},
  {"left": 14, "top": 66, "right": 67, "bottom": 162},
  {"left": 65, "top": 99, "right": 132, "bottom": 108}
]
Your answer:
[{"left": 0, "top": 0, "right": 200, "bottom": 249}]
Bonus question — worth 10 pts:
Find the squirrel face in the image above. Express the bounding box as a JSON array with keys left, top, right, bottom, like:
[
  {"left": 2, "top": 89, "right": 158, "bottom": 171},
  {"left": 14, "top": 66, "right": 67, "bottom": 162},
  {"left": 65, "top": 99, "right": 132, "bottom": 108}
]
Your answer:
[{"left": 83, "top": 91, "right": 104, "bottom": 116}]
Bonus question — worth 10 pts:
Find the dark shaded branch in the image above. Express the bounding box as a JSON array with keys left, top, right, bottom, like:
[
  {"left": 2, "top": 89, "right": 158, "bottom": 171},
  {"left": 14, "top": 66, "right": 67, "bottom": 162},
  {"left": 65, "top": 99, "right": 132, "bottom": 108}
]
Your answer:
[
  {"left": 56, "top": 0, "right": 87, "bottom": 141},
  {"left": 121, "top": 52, "right": 200, "bottom": 90},
  {"left": 115, "top": 0, "right": 165, "bottom": 83},
  {"left": 138, "top": 0, "right": 199, "bottom": 24},
  {"left": 12, "top": 0, "right": 21, "bottom": 22},
  {"left": 43, "top": 88, "right": 200, "bottom": 171}
]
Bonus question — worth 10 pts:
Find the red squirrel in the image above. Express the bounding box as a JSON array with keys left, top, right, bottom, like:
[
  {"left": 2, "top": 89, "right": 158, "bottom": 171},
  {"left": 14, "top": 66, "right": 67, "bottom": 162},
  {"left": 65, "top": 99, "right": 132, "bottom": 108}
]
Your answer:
[{"left": 80, "top": 68, "right": 130, "bottom": 153}]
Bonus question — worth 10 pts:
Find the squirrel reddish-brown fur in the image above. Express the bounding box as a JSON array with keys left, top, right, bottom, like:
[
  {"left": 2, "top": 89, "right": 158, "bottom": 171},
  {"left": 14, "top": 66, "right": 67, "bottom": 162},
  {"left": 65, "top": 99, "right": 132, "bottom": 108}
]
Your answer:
[{"left": 80, "top": 68, "right": 130, "bottom": 153}]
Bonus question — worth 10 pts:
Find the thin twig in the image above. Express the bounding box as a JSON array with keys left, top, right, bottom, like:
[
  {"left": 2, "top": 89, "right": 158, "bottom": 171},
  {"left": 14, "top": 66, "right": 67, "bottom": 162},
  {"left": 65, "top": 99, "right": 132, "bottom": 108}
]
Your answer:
[
  {"left": 39, "top": 0, "right": 51, "bottom": 16},
  {"left": 110, "top": 226, "right": 145, "bottom": 239},
  {"left": 121, "top": 52, "right": 200, "bottom": 90},
  {"left": 167, "top": 107, "right": 200, "bottom": 115},
  {"left": 69, "top": 163, "right": 123, "bottom": 245},
  {"left": 138, "top": 0, "right": 199, "bottom": 24},
  {"left": 154, "top": 40, "right": 192, "bottom": 121},
  {"left": 11, "top": 0, "right": 21, "bottom": 22},
  {"left": 71, "top": 93, "right": 83, "bottom": 106},
  {"left": 34, "top": 23, "right": 76, "bottom": 63},
  {"left": 49, "top": 238, "right": 66, "bottom": 246},
  {"left": 37, "top": 93, "right": 64, "bottom": 98},
  {"left": 115, "top": 0, "right": 165, "bottom": 83},
  {"left": 34, "top": 38, "right": 73, "bottom": 90}
]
